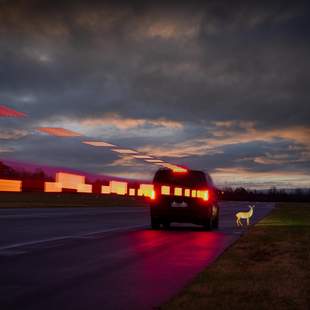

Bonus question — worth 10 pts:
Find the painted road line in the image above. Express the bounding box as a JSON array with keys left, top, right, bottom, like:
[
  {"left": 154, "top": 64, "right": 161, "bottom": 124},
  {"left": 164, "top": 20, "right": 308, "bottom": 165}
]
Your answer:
[{"left": 0, "top": 224, "right": 148, "bottom": 251}]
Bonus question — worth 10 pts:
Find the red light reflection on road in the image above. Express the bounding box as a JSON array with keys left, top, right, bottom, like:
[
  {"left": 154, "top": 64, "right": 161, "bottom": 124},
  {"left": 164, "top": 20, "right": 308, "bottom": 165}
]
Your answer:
[{"left": 128, "top": 229, "right": 232, "bottom": 307}]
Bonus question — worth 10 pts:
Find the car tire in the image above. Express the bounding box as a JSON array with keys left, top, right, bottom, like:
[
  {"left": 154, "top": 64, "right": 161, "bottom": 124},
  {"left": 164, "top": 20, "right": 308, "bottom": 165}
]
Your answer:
[
  {"left": 151, "top": 217, "right": 161, "bottom": 229},
  {"left": 162, "top": 221, "right": 170, "bottom": 229},
  {"left": 203, "top": 217, "right": 213, "bottom": 230},
  {"left": 212, "top": 214, "right": 219, "bottom": 229}
]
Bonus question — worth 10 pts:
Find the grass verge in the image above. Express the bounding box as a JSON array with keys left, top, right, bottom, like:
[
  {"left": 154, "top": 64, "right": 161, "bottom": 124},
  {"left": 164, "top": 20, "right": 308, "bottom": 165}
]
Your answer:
[{"left": 161, "top": 203, "right": 310, "bottom": 310}]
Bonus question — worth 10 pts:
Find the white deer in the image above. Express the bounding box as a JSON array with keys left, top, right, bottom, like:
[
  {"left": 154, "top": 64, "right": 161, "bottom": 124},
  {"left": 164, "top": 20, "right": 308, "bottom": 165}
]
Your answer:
[{"left": 236, "top": 205, "right": 255, "bottom": 227}]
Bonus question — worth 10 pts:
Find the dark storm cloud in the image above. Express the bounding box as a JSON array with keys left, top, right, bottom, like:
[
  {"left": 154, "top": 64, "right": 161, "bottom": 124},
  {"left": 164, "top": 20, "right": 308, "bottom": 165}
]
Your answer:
[
  {"left": 0, "top": 0, "right": 309, "bottom": 186},
  {"left": 0, "top": 0, "right": 309, "bottom": 122}
]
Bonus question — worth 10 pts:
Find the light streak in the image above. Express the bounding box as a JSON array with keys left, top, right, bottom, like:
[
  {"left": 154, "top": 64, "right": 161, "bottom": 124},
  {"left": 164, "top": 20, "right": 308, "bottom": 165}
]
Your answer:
[
  {"left": 129, "top": 188, "right": 136, "bottom": 196},
  {"left": 112, "top": 148, "right": 138, "bottom": 154},
  {"left": 133, "top": 155, "right": 153, "bottom": 159},
  {"left": 37, "top": 127, "right": 81, "bottom": 137},
  {"left": 101, "top": 185, "right": 111, "bottom": 194},
  {"left": 44, "top": 182, "right": 62, "bottom": 192},
  {"left": 0, "top": 105, "right": 26, "bottom": 117},
  {"left": 0, "top": 179, "right": 22, "bottom": 192},
  {"left": 82, "top": 141, "right": 115, "bottom": 147},
  {"left": 110, "top": 180, "right": 127, "bottom": 195},
  {"left": 138, "top": 184, "right": 154, "bottom": 198},
  {"left": 145, "top": 159, "right": 164, "bottom": 163}
]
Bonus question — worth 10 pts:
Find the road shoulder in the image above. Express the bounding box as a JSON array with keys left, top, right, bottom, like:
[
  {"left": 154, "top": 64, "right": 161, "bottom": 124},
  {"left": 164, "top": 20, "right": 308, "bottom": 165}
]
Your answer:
[{"left": 160, "top": 202, "right": 310, "bottom": 310}]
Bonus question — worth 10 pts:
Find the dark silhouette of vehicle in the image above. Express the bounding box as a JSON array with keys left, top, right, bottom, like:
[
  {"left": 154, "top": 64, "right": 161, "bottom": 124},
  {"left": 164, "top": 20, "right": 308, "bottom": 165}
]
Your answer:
[{"left": 150, "top": 168, "right": 219, "bottom": 229}]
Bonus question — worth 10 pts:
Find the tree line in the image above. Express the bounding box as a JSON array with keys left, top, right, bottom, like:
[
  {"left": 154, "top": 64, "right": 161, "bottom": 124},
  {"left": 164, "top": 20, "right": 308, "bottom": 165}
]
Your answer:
[
  {"left": 0, "top": 161, "right": 53, "bottom": 181},
  {"left": 219, "top": 186, "right": 310, "bottom": 202}
]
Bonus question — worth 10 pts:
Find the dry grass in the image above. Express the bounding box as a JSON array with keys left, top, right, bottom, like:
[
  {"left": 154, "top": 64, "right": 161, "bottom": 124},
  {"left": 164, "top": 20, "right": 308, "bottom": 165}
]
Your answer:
[{"left": 161, "top": 203, "right": 310, "bottom": 310}]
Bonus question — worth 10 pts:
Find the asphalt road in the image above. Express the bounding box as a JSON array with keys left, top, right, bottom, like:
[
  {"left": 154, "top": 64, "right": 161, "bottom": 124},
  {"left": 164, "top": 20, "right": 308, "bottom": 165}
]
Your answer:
[{"left": 0, "top": 202, "right": 273, "bottom": 310}]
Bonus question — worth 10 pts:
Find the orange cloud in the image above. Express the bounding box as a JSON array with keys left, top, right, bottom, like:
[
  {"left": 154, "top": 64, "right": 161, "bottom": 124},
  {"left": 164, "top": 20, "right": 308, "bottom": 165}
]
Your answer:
[
  {"left": 81, "top": 113, "right": 183, "bottom": 130},
  {"left": 138, "top": 140, "right": 222, "bottom": 158},
  {"left": 209, "top": 123, "right": 310, "bottom": 147},
  {"left": 138, "top": 123, "right": 310, "bottom": 159},
  {"left": 212, "top": 167, "right": 310, "bottom": 189}
]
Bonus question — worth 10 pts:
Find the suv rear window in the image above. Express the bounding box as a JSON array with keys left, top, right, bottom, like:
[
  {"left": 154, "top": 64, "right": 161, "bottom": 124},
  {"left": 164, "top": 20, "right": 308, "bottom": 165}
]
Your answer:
[{"left": 153, "top": 169, "right": 207, "bottom": 188}]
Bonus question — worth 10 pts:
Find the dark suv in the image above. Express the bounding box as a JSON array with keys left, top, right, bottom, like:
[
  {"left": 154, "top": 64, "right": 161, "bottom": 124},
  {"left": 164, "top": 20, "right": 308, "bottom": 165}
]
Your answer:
[{"left": 150, "top": 168, "right": 219, "bottom": 230}]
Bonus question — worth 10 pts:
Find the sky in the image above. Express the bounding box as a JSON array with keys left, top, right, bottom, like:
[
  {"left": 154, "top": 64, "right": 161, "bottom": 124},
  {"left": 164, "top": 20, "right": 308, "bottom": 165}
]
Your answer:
[{"left": 0, "top": 0, "right": 310, "bottom": 189}]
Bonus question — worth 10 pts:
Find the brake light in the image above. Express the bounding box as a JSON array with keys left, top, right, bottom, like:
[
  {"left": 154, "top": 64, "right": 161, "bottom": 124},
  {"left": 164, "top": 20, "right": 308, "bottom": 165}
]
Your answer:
[
  {"left": 203, "top": 190, "right": 209, "bottom": 201},
  {"left": 197, "top": 190, "right": 209, "bottom": 201},
  {"left": 174, "top": 187, "right": 182, "bottom": 196},
  {"left": 184, "top": 189, "right": 190, "bottom": 197},
  {"left": 161, "top": 185, "right": 170, "bottom": 195},
  {"left": 173, "top": 167, "right": 188, "bottom": 173}
]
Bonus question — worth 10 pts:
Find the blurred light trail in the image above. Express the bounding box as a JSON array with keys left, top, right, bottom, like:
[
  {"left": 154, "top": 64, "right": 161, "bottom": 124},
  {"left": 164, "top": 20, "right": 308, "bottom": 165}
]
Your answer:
[
  {"left": 159, "top": 163, "right": 187, "bottom": 172},
  {"left": 129, "top": 188, "right": 136, "bottom": 196},
  {"left": 0, "top": 105, "right": 26, "bottom": 117},
  {"left": 44, "top": 182, "right": 62, "bottom": 192},
  {"left": 110, "top": 180, "right": 127, "bottom": 195},
  {"left": 133, "top": 155, "right": 153, "bottom": 159},
  {"left": 0, "top": 179, "right": 22, "bottom": 192},
  {"left": 112, "top": 148, "right": 138, "bottom": 154},
  {"left": 138, "top": 184, "right": 154, "bottom": 198},
  {"left": 82, "top": 141, "right": 116, "bottom": 147},
  {"left": 101, "top": 185, "right": 111, "bottom": 194},
  {"left": 37, "top": 127, "right": 81, "bottom": 137},
  {"left": 54, "top": 172, "right": 92, "bottom": 193},
  {"left": 32, "top": 126, "right": 187, "bottom": 174}
]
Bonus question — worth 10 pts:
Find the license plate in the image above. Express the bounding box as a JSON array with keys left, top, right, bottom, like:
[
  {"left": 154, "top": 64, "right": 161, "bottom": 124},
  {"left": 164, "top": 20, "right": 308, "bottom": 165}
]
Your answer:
[{"left": 171, "top": 201, "right": 188, "bottom": 208}]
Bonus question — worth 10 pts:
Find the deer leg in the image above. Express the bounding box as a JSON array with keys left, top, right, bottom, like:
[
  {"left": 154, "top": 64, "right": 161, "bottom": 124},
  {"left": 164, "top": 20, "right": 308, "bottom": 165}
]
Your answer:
[{"left": 247, "top": 218, "right": 250, "bottom": 226}]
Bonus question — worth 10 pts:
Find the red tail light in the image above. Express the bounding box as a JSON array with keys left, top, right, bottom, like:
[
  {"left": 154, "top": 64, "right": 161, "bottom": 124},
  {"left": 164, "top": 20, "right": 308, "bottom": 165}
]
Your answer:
[
  {"left": 203, "top": 190, "right": 209, "bottom": 201},
  {"left": 197, "top": 189, "right": 209, "bottom": 201}
]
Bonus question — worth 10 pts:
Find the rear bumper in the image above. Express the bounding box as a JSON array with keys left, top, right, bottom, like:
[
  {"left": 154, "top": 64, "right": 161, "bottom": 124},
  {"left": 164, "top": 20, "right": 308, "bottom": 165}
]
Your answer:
[{"left": 150, "top": 203, "right": 216, "bottom": 224}]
